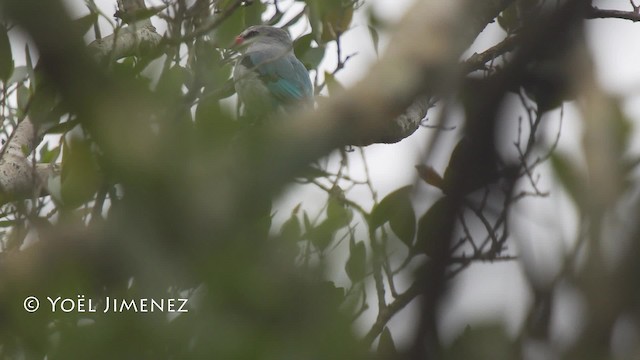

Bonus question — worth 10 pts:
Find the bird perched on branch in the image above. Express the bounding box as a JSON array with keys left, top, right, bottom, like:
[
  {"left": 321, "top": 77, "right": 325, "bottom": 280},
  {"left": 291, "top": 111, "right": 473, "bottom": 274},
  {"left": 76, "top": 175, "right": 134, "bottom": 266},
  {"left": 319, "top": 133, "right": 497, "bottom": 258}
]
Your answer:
[{"left": 233, "top": 25, "right": 313, "bottom": 120}]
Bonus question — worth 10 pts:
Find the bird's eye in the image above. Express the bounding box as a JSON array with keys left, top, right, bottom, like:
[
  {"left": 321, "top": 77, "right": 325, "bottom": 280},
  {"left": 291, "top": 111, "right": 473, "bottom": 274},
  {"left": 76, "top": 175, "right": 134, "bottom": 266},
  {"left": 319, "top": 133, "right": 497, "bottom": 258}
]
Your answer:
[{"left": 244, "top": 30, "right": 259, "bottom": 39}]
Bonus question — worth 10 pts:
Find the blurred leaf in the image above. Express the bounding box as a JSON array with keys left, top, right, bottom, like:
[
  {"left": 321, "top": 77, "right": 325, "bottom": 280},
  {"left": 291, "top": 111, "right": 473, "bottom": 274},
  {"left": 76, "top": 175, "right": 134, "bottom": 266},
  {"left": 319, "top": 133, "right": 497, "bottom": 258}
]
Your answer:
[
  {"left": 324, "top": 71, "right": 345, "bottom": 96},
  {"left": 307, "top": 220, "right": 337, "bottom": 252},
  {"left": 318, "top": 281, "right": 345, "bottom": 308},
  {"left": 294, "top": 33, "right": 326, "bottom": 69},
  {"left": 44, "top": 118, "right": 80, "bottom": 135},
  {"left": 368, "top": 25, "right": 379, "bottom": 56},
  {"left": 16, "top": 83, "right": 29, "bottom": 114},
  {"left": 306, "top": 2, "right": 323, "bottom": 44},
  {"left": 443, "top": 137, "right": 498, "bottom": 195},
  {"left": 25, "top": 44, "right": 34, "bottom": 89},
  {"left": 320, "top": 0, "right": 354, "bottom": 43},
  {"left": 0, "top": 220, "right": 15, "bottom": 228},
  {"left": 445, "top": 323, "right": 513, "bottom": 360},
  {"left": 195, "top": 94, "right": 238, "bottom": 144},
  {"left": 377, "top": 327, "right": 397, "bottom": 358},
  {"left": 610, "top": 100, "right": 633, "bottom": 158},
  {"left": 345, "top": 238, "right": 366, "bottom": 282},
  {"left": 242, "top": 0, "right": 266, "bottom": 27},
  {"left": 281, "top": 213, "right": 302, "bottom": 241},
  {"left": 156, "top": 65, "right": 190, "bottom": 100},
  {"left": 215, "top": 6, "right": 245, "bottom": 48},
  {"left": 60, "top": 133, "right": 101, "bottom": 209},
  {"left": 415, "top": 164, "right": 445, "bottom": 190},
  {"left": 303, "top": 211, "right": 312, "bottom": 232},
  {"left": 389, "top": 204, "right": 416, "bottom": 248},
  {"left": 0, "top": 26, "right": 13, "bottom": 82},
  {"left": 550, "top": 152, "right": 586, "bottom": 210},
  {"left": 326, "top": 185, "right": 353, "bottom": 226},
  {"left": 370, "top": 186, "right": 416, "bottom": 247},
  {"left": 195, "top": 40, "right": 230, "bottom": 86},
  {"left": 370, "top": 185, "right": 412, "bottom": 229},
  {"left": 300, "top": 46, "right": 325, "bottom": 70},
  {"left": 340, "top": 282, "right": 364, "bottom": 314},
  {"left": 7, "top": 65, "right": 28, "bottom": 85},
  {"left": 294, "top": 33, "right": 313, "bottom": 57},
  {"left": 497, "top": 2, "right": 519, "bottom": 34},
  {"left": 72, "top": 13, "right": 98, "bottom": 37},
  {"left": 39, "top": 143, "right": 61, "bottom": 164},
  {"left": 416, "top": 197, "right": 454, "bottom": 257},
  {"left": 28, "top": 84, "right": 58, "bottom": 125}
]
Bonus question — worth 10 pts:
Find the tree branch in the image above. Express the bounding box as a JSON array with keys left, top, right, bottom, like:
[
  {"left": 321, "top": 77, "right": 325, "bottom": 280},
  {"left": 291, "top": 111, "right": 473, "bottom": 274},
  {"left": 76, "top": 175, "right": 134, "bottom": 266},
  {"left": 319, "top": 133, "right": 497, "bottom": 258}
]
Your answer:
[
  {"left": 0, "top": 119, "right": 44, "bottom": 202},
  {"left": 586, "top": 6, "right": 640, "bottom": 22},
  {"left": 0, "top": 0, "right": 162, "bottom": 203},
  {"left": 89, "top": 21, "right": 162, "bottom": 61},
  {"left": 374, "top": 0, "right": 517, "bottom": 145}
]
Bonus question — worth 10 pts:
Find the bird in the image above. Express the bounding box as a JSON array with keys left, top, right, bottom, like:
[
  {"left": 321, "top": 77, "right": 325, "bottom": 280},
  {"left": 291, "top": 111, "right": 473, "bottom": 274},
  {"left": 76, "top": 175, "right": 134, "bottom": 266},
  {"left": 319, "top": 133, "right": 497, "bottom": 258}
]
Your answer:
[{"left": 233, "top": 25, "right": 313, "bottom": 120}]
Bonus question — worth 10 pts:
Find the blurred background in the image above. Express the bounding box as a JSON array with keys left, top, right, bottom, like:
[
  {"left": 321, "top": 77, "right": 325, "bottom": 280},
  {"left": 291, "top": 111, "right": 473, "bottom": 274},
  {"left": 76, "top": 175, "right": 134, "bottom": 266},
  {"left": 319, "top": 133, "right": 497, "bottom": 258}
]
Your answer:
[{"left": 0, "top": 0, "right": 639, "bottom": 358}]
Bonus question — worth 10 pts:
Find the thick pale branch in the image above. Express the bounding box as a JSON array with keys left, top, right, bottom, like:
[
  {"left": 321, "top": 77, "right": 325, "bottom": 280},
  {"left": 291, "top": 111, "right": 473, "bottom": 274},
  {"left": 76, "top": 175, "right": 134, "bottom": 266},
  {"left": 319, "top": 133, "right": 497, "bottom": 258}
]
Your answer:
[
  {"left": 89, "top": 21, "right": 162, "bottom": 61},
  {"left": 91, "top": 0, "right": 162, "bottom": 60},
  {"left": 0, "top": 0, "right": 161, "bottom": 202},
  {"left": 0, "top": 119, "right": 45, "bottom": 200}
]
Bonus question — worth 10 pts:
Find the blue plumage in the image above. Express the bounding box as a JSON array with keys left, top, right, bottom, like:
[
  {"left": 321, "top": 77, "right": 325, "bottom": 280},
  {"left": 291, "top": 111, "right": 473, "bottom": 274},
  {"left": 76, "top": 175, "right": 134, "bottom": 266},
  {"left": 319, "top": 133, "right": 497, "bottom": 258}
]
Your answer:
[{"left": 233, "top": 26, "right": 313, "bottom": 118}]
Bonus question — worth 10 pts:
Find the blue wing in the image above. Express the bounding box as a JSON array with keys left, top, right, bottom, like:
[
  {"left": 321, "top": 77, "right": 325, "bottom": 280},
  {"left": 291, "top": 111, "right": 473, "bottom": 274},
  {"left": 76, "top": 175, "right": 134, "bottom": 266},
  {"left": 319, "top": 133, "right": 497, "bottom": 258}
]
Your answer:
[{"left": 241, "top": 51, "right": 313, "bottom": 105}]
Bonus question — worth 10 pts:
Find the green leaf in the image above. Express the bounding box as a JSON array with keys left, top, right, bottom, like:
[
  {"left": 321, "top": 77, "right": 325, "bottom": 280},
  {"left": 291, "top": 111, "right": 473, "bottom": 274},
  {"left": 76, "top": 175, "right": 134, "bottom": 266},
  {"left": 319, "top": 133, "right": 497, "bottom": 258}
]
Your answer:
[
  {"left": 497, "top": 2, "right": 519, "bottom": 34},
  {"left": 294, "top": 34, "right": 313, "bottom": 57},
  {"left": 318, "top": 281, "right": 345, "bottom": 308},
  {"left": 60, "top": 133, "right": 102, "bottom": 209},
  {"left": 306, "top": 1, "right": 323, "bottom": 44},
  {"left": 370, "top": 185, "right": 413, "bottom": 229},
  {"left": 307, "top": 220, "right": 337, "bottom": 252},
  {"left": 389, "top": 204, "right": 416, "bottom": 248},
  {"left": 369, "top": 186, "right": 416, "bottom": 247},
  {"left": 28, "top": 85, "right": 58, "bottom": 125},
  {"left": 0, "top": 220, "right": 16, "bottom": 228},
  {"left": 443, "top": 137, "right": 498, "bottom": 195},
  {"left": 242, "top": 0, "right": 266, "bottom": 27},
  {"left": 25, "top": 44, "right": 34, "bottom": 89},
  {"left": 327, "top": 198, "right": 351, "bottom": 227},
  {"left": 16, "top": 83, "right": 30, "bottom": 114},
  {"left": 303, "top": 211, "right": 312, "bottom": 232},
  {"left": 39, "top": 143, "right": 61, "bottom": 164},
  {"left": 550, "top": 153, "right": 586, "bottom": 210},
  {"left": 416, "top": 198, "right": 455, "bottom": 257},
  {"left": 7, "top": 66, "right": 28, "bottom": 85},
  {"left": 320, "top": 0, "right": 354, "bottom": 43},
  {"left": 44, "top": 119, "right": 80, "bottom": 135},
  {"left": 300, "top": 46, "right": 325, "bottom": 70},
  {"left": 324, "top": 72, "right": 345, "bottom": 96},
  {"left": 345, "top": 238, "right": 366, "bottom": 282},
  {"left": 0, "top": 25, "right": 13, "bottom": 82},
  {"left": 281, "top": 214, "right": 302, "bottom": 241},
  {"left": 156, "top": 65, "right": 190, "bottom": 99},
  {"left": 195, "top": 92, "right": 238, "bottom": 144}
]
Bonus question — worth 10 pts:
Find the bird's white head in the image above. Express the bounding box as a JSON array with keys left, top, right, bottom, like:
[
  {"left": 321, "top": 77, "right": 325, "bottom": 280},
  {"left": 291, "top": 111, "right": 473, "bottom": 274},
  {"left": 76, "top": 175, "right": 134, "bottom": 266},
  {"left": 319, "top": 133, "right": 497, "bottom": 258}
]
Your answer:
[{"left": 234, "top": 25, "right": 293, "bottom": 49}]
